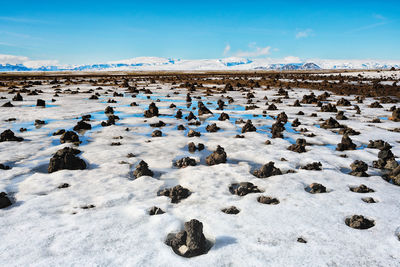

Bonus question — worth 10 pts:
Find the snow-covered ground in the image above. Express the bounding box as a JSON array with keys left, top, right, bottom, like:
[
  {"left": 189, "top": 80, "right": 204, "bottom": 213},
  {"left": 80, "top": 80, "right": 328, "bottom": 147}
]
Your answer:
[{"left": 0, "top": 80, "right": 399, "bottom": 266}]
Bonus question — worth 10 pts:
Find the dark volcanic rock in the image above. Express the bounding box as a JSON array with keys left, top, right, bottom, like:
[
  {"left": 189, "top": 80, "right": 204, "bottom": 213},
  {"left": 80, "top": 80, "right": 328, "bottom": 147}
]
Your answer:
[
  {"left": 257, "top": 196, "right": 280, "bottom": 205},
  {"left": 221, "top": 206, "right": 240, "bottom": 214},
  {"left": 218, "top": 112, "right": 229, "bottom": 121},
  {"left": 188, "top": 142, "right": 204, "bottom": 152},
  {"left": 306, "top": 183, "right": 327, "bottom": 194},
  {"left": 253, "top": 162, "right": 282, "bottom": 178},
  {"left": 336, "top": 134, "right": 356, "bottom": 151},
  {"left": 158, "top": 185, "right": 191, "bottom": 203},
  {"left": 367, "top": 140, "right": 391, "bottom": 150},
  {"left": 206, "top": 123, "right": 220, "bottom": 132},
  {"left": 198, "top": 102, "right": 213, "bottom": 116},
  {"left": 0, "top": 192, "right": 12, "bottom": 209},
  {"left": 165, "top": 219, "right": 210, "bottom": 257},
  {"left": 349, "top": 160, "right": 369, "bottom": 177},
  {"left": 12, "top": 93, "right": 23, "bottom": 101},
  {"left": 336, "top": 111, "right": 348, "bottom": 120},
  {"left": 150, "top": 121, "right": 166, "bottom": 127},
  {"left": 205, "top": 145, "right": 227, "bottom": 165},
  {"left": 187, "top": 129, "right": 201, "bottom": 137},
  {"left": 34, "top": 120, "right": 46, "bottom": 126},
  {"left": 271, "top": 121, "right": 285, "bottom": 138},
  {"left": 320, "top": 117, "right": 343, "bottom": 129},
  {"left": 345, "top": 215, "right": 375, "bottom": 229},
  {"left": 241, "top": 120, "right": 257, "bottom": 133},
  {"left": 144, "top": 102, "right": 159, "bottom": 118},
  {"left": 151, "top": 130, "right": 162, "bottom": 137},
  {"left": 321, "top": 103, "right": 337, "bottom": 112},
  {"left": 186, "top": 112, "right": 197, "bottom": 121},
  {"left": 391, "top": 108, "right": 400, "bottom": 121},
  {"left": 301, "top": 162, "right": 322, "bottom": 171},
  {"left": 287, "top": 138, "right": 307, "bottom": 153},
  {"left": 60, "top": 131, "right": 80, "bottom": 144},
  {"left": 362, "top": 197, "right": 377, "bottom": 203},
  {"left": 48, "top": 147, "right": 86, "bottom": 173},
  {"left": 53, "top": 129, "right": 66, "bottom": 136},
  {"left": 133, "top": 160, "right": 154, "bottom": 178},
  {"left": 36, "top": 99, "right": 46, "bottom": 107},
  {"left": 229, "top": 182, "right": 261, "bottom": 196},
  {"left": 149, "top": 206, "right": 165, "bottom": 215},
  {"left": 2, "top": 102, "right": 14, "bottom": 107},
  {"left": 73, "top": 120, "right": 91, "bottom": 131},
  {"left": 173, "top": 157, "right": 196, "bottom": 168},
  {"left": 0, "top": 129, "right": 23, "bottom": 142},
  {"left": 350, "top": 184, "right": 374, "bottom": 193}
]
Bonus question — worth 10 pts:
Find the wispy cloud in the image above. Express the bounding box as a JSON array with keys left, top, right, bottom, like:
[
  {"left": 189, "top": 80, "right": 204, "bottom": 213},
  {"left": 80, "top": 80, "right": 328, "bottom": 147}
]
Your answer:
[
  {"left": 0, "top": 16, "right": 45, "bottom": 23},
  {"left": 223, "top": 44, "right": 231, "bottom": 56},
  {"left": 296, "top": 29, "right": 313, "bottom": 39},
  {"left": 233, "top": 45, "right": 272, "bottom": 57},
  {"left": 0, "top": 54, "right": 58, "bottom": 67},
  {"left": 346, "top": 13, "right": 390, "bottom": 34}
]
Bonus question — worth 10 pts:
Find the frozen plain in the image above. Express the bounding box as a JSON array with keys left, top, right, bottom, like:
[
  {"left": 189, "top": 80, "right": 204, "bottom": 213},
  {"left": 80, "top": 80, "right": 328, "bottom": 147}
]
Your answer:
[{"left": 0, "top": 74, "right": 400, "bottom": 266}]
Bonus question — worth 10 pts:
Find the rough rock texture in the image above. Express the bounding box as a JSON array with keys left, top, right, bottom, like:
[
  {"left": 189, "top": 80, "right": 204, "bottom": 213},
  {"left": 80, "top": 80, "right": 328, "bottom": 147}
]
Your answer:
[
  {"left": 241, "top": 120, "right": 257, "bottom": 133},
  {"left": 221, "top": 206, "right": 240, "bottom": 214},
  {"left": 271, "top": 121, "right": 285, "bottom": 138},
  {"left": 198, "top": 102, "right": 213, "bottom": 116},
  {"left": 187, "top": 129, "right": 201, "bottom": 137},
  {"left": 350, "top": 184, "right": 374, "bottom": 193},
  {"left": 165, "top": 219, "right": 209, "bottom": 258},
  {"left": 257, "top": 196, "right": 280, "bottom": 205},
  {"left": 150, "top": 121, "right": 166, "bottom": 127},
  {"left": 336, "top": 134, "right": 356, "bottom": 151},
  {"left": 205, "top": 145, "right": 227, "bottom": 165},
  {"left": 48, "top": 147, "right": 86, "bottom": 173},
  {"left": 229, "top": 182, "right": 261, "bottom": 196},
  {"left": 0, "top": 129, "right": 24, "bottom": 142},
  {"left": 149, "top": 206, "right": 165, "bottom": 215},
  {"left": 301, "top": 162, "right": 322, "bottom": 171},
  {"left": 349, "top": 160, "right": 369, "bottom": 177},
  {"left": 391, "top": 108, "right": 400, "bottom": 121},
  {"left": 73, "top": 120, "right": 92, "bottom": 131},
  {"left": 60, "top": 131, "right": 80, "bottom": 144},
  {"left": 158, "top": 185, "right": 191, "bottom": 203},
  {"left": 133, "top": 160, "right": 154, "bottom": 178},
  {"left": 36, "top": 99, "right": 46, "bottom": 107},
  {"left": 12, "top": 93, "right": 23, "bottom": 101},
  {"left": 188, "top": 142, "right": 205, "bottom": 152},
  {"left": 253, "top": 162, "right": 282, "bottom": 178},
  {"left": 206, "top": 123, "right": 220, "bottom": 133},
  {"left": 336, "top": 111, "right": 348, "bottom": 120},
  {"left": 218, "top": 112, "right": 230, "bottom": 121},
  {"left": 0, "top": 192, "right": 12, "bottom": 209},
  {"left": 173, "top": 157, "right": 196, "bottom": 168},
  {"left": 306, "top": 183, "right": 327, "bottom": 194},
  {"left": 320, "top": 117, "right": 343, "bottom": 129},
  {"left": 144, "top": 102, "right": 159, "bottom": 118},
  {"left": 367, "top": 140, "right": 391, "bottom": 150},
  {"left": 151, "top": 130, "right": 162, "bottom": 137},
  {"left": 287, "top": 138, "right": 307, "bottom": 153},
  {"left": 345, "top": 215, "right": 375, "bottom": 229}
]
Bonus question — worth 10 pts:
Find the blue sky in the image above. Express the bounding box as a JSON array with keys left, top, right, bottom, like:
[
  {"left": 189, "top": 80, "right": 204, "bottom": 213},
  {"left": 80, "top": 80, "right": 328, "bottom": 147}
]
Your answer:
[{"left": 0, "top": 0, "right": 399, "bottom": 65}]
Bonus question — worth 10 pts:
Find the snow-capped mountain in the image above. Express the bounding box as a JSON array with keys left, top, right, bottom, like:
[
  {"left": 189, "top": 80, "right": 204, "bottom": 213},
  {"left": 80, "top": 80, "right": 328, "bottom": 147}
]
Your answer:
[{"left": 0, "top": 56, "right": 399, "bottom": 72}]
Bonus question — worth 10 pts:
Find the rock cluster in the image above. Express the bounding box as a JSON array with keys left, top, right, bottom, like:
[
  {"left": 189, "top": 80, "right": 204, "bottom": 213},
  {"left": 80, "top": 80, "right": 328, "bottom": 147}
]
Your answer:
[
  {"left": 165, "top": 219, "right": 210, "bottom": 257},
  {"left": 345, "top": 215, "right": 375, "bottom": 229},
  {"left": 257, "top": 196, "right": 280, "bottom": 204},
  {"left": 158, "top": 185, "right": 191, "bottom": 203},
  {"left": 241, "top": 120, "right": 257, "bottom": 133},
  {"left": 173, "top": 157, "right": 196, "bottom": 168},
  {"left": 306, "top": 183, "right": 327, "bottom": 194},
  {"left": 144, "top": 102, "right": 159, "bottom": 118},
  {"left": 229, "top": 182, "right": 261, "bottom": 196},
  {"left": 253, "top": 162, "right": 282, "bottom": 178},
  {"left": 349, "top": 160, "right": 369, "bottom": 177},
  {"left": 0, "top": 129, "right": 23, "bottom": 142},
  {"left": 48, "top": 147, "right": 86, "bottom": 173},
  {"left": 133, "top": 160, "right": 154, "bottom": 178},
  {"left": 287, "top": 138, "right": 307, "bottom": 153},
  {"left": 336, "top": 134, "right": 356, "bottom": 151},
  {"left": 205, "top": 146, "right": 227, "bottom": 165}
]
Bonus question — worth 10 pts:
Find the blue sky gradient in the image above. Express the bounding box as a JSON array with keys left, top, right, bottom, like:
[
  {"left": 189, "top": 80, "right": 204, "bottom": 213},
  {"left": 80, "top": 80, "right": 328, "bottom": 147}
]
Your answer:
[{"left": 0, "top": 0, "right": 399, "bottom": 64}]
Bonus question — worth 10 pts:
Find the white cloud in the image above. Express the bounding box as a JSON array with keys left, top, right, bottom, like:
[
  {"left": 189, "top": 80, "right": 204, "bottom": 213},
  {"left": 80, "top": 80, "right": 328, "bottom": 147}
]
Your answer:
[
  {"left": 223, "top": 44, "right": 231, "bottom": 55},
  {"left": 283, "top": 56, "right": 301, "bottom": 63},
  {"left": 296, "top": 29, "right": 313, "bottom": 39},
  {"left": 0, "top": 54, "right": 58, "bottom": 67},
  {"left": 234, "top": 45, "right": 271, "bottom": 57}
]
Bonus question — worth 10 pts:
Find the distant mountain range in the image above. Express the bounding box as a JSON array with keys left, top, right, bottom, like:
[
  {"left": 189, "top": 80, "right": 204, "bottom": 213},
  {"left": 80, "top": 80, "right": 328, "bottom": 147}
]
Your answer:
[{"left": 1, "top": 57, "right": 399, "bottom": 72}]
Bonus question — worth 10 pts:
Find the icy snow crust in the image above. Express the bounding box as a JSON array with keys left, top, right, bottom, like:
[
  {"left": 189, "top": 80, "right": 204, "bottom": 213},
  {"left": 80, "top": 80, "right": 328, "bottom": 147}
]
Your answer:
[{"left": 0, "top": 80, "right": 400, "bottom": 266}]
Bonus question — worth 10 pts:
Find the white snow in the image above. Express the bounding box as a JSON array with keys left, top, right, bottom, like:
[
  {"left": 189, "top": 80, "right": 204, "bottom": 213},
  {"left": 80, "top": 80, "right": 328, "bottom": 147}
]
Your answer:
[{"left": 0, "top": 80, "right": 399, "bottom": 266}]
